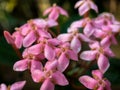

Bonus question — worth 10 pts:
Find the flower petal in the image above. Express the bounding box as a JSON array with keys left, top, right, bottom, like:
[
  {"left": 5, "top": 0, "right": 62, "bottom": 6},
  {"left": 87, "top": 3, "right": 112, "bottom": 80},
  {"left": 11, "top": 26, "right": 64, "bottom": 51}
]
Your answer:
[
  {"left": 10, "top": 81, "right": 26, "bottom": 90},
  {"left": 70, "top": 36, "right": 81, "bottom": 53},
  {"left": 44, "top": 44, "right": 55, "bottom": 60},
  {"left": 58, "top": 7, "right": 68, "bottom": 17},
  {"left": 15, "top": 34, "right": 23, "bottom": 49},
  {"left": 52, "top": 71, "right": 69, "bottom": 86},
  {"left": 79, "top": 75, "right": 98, "bottom": 89},
  {"left": 43, "top": 7, "right": 52, "bottom": 16},
  {"left": 92, "top": 70, "right": 103, "bottom": 80},
  {"left": 4, "top": 31, "right": 14, "bottom": 44},
  {"left": 40, "top": 79, "right": 54, "bottom": 90},
  {"left": 23, "top": 31, "right": 36, "bottom": 47},
  {"left": 67, "top": 50, "right": 78, "bottom": 61},
  {"left": 79, "top": 2, "right": 89, "bottom": 16},
  {"left": 49, "top": 8, "right": 59, "bottom": 20},
  {"left": 0, "top": 83, "right": 7, "bottom": 90},
  {"left": 13, "top": 59, "right": 28, "bottom": 71},
  {"left": 57, "top": 33, "right": 72, "bottom": 42},
  {"left": 58, "top": 53, "right": 69, "bottom": 72},
  {"left": 97, "top": 54, "right": 110, "bottom": 73},
  {"left": 80, "top": 50, "right": 97, "bottom": 61}
]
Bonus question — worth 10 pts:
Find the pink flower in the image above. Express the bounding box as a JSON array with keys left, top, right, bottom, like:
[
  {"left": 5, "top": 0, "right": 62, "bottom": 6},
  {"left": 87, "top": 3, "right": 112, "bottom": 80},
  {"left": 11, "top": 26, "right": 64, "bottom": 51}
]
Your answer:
[
  {"left": 31, "top": 60, "right": 69, "bottom": 90},
  {"left": 55, "top": 42, "right": 78, "bottom": 72},
  {"left": 80, "top": 41, "right": 114, "bottom": 73},
  {"left": 75, "top": 0, "right": 98, "bottom": 16},
  {"left": 43, "top": 3, "right": 68, "bottom": 20},
  {"left": 0, "top": 81, "right": 26, "bottom": 90},
  {"left": 79, "top": 70, "right": 111, "bottom": 90}
]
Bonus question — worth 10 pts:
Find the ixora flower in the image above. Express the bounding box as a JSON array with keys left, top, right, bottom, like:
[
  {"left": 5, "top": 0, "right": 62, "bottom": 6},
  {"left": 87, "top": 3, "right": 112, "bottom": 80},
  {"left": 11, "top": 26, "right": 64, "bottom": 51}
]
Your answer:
[
  {"left": 31, "top": 60, "right": 69, "bottom": 90},
  {"left": 75, "top": 0, "right": 98, "bottom": 16},
  {"left": 79, "top": 70, "right": 111, "bottom": 90},
  {"left": 43, "top": 3, "right": 68, "bottom": 20},
  {"left": 80, "top": 41, "right": 115, "bottom": 73},
  {"left": 0, "top": 81, "right": 26, "bottom": 90},
  {"left": 4, "top": 18, "right": 57, "bottom": 48}
]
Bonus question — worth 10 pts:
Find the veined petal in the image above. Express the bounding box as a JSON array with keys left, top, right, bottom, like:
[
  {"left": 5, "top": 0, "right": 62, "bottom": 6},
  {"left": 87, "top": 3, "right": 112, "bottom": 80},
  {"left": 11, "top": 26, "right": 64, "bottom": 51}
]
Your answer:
[
  {"left": 13, "top": 59, "right": 28, "bottom": 71},
  {"left": 23, "top": 31, "right": 36, "bottom": 47},
  {"left": 40, "top": 79, "right": 54, "bottom": 90},
  {"left": 0, "top": 83, "right": 7, "bottom": 90},
  {"left": 4, "top": 31, "right": 14, "bottom": 44},
  {"left": 10, "top": 81, "right": 26, "bottom": 90},
  {"left": 58, "top": 53, "right": 69, "bottom": 72},
  {"left": 79, "top": 75, "right": 98, "bottom": 89},
  {"left": 52, "top": 71, "right": 69, "bottom": 86},
  {"left": 70, "top": 36, "right": 81, "bottom": 53},
  {"left": 80, "top": 50, "right": 97, "bottom": 61},
  {"left": 44, "top": 44, "right": 55, "bottom": 61},
  {"left": 111, "top": 35, "right": 118, "bottom": 45},
  {"left": 79, "top": 2, "right": 90, "bottom": 16},
  {"left": 92, "top": 70, "right": 103, "bottom": 80},
  {"left": 97, "top": 54, "right": 110, "bottom": 73}
]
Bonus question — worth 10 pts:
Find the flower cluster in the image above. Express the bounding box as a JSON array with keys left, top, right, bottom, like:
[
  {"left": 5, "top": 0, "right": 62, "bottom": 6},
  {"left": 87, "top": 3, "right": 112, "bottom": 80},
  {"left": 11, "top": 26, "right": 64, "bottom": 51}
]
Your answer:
[{"left": 2, "top": 0, "right": 120, "bottom": 90}]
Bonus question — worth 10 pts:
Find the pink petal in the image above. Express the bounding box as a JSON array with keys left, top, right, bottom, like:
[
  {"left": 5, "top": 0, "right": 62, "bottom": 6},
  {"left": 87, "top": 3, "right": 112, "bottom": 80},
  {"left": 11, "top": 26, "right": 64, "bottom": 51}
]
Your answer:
[
  {"left": 31, "top": 70, "right": 44, "bottom": 83},
  {"left": 49, "top": 8, "right": 59, "bottom": 20},
  {"left": 23, "top": 31, "right": 37, "bottom": 47},
  {"left": 58, "top": 7, "right": 68, "bottom": 17},
  {"left": 47, "top": 19, "right": 58, "bottom": 27},
  {"left": 97, "top": 86, "right": 104, "bottom": 90},
  {"left": 58, "top": 53, "right": 69, "bottom": 72},
  {"left": 97, "top": 54, "right": 110, "bottom": 73},
  {"left": 44, "top": 44, "right": 55, "bottom": 60},
  {"left": 20, "top": 24, "right": 31, "bottom": 36},
  {"left": 10, "top": 81, "right": 26, "bottom": 90},
  {"left": 93, "top": 29, "right": 106, "bottom": 38},
  {"left": 89, "top": 41, "right": 100, "bottom": 49},
  {"left": 80, "top": 50, "right": 97, "bottom": 61},
  {"left": 79, "top": 75, "right": 98, "bottom": 89},
  {"left": 43, "top": 7, "right": 52, "bottom": 16},
  {"left": 67, "top": 50, "right": 78, "bottom": 61},
  {"left": 0, "top": 83, "right": 7, "bottom": 90},
  {"left": 57, "top": 33, "right": 72, "bottom": 42},
  {"left": 104, "top": 47, "right": 115, "bottom": 57},
  {"left": 28, "top": 44, "right": 41, "bottom": 55},
  {"left": 52, "top": 71, "right": 69, "bottom": 86},
  {"left": 100, "top": 36, "right": 111, "bottom": 48},
  {"left": 40, "top": 79, "right": 54, "bottom": 90},
  {"left": 79, "top": 33, "right": 93, "bottom": 43},
  {"left": 74, "top": 0, "right": 84, "bottom": 8},
  {"left": 105, "top": 79, "right": 111, "bottom": 90},
  {"left": 70, "top": 36, "right": 81, "bottom": 53},
  {"left": 15, "top": 34, "right": 23, "bottom": 48},
  {"left": 79, "top": 2, "right": 90, "bottom": 16},
  {"left": 13, "top": 59, "right": 28, "bottom": 71},
  {"left": 48, "top": 38, "right": 61, "bottom": 46},
  {"left": 4, "top": 31, "right": 14, "bottom": 44},
  {"left": 92, "top": 70, "right": 103, "bottom": 80},
  {"left": 45, "top": 60, "right": 58, "bottom": 71},
  {"left": 30, "top": 60, "right": 43, "bottom": 72},
  {"left": 89, "top": 1, "right": 98, "bottom": 13},
  {"left": 84, "top": 23, "right": 94, "bottom": 37}
]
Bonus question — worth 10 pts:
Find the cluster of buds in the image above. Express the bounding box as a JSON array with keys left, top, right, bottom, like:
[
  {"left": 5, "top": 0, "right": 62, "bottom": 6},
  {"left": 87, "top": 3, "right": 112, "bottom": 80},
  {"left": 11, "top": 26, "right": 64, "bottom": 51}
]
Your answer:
[{"left": 1, "top": 0, "right": 120, "bottom": 90}]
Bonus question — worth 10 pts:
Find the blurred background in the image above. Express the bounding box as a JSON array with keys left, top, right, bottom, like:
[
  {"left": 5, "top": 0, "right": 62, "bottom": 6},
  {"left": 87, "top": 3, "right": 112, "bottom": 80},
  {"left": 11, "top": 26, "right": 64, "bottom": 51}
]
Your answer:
[{"left": 0, "top": 0, "right": 120, "bottom": 90}]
